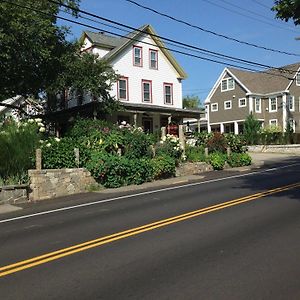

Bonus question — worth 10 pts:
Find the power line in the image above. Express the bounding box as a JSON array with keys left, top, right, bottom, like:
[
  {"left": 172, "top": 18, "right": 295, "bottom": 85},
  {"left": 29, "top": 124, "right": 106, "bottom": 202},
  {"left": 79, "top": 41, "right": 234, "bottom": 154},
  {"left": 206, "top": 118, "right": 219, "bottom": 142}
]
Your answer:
[
  {"left": 203, "top": 0, "right": 299, "bottom": 34},
  {"left": 251, "top": 0, "right": 273, "bottom": 10},
  {"left": 219, "top": 0, "right": 297, "bottom": 30},
  {"left": 125, "top": 0, "right": 300, "bottom": 57},
  {"left": 1, "top": 0, "right": 295, "bottom": 80},
  {"left": 47, "top": 0, "right": 298, "bottom": 74}
]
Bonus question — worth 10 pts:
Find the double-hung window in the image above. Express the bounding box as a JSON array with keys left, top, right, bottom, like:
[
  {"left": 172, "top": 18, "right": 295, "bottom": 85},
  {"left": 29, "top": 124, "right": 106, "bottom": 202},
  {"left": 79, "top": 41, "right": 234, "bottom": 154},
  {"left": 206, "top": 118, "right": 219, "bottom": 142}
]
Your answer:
[
  {"left": 269, "top": 119, "right": 278, "bottom": 127},
  {"left": 255, "top": 97, "right": 261, "bottom": 113},
  {"left": 269, "top": 97, "right": 277, "bottom": 112},
  {"left": 142, "top": 80, "right": 152, "bottom": 102},
  {"left": 211, "top": 103, "right": 218, "bottom": 112},
  {"left": 164, "top": 83, "right": 173, "bottom": 105},
  {"left": 149, "top": 49, "right": 158, "bottom": 69},
  {"left": 118, "top": 77, "right": 128, "bottom": 100},
  {"left": 221, "top": 77, "right": 235, "bottom": 92},
  {"left": 133, "top": 46, "right": 142, "bottom": 67}
]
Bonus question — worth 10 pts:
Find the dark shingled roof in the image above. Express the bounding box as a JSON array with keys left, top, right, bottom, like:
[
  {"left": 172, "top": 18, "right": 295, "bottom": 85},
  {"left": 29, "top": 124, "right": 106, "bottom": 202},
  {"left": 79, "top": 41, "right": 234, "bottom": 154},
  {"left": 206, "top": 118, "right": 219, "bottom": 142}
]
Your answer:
[
  {"left": 228, "top": 62, "right": 300, "bottom": 94},
  {"left": 84, "top": 30, "right": 125, "bottom": 48}
]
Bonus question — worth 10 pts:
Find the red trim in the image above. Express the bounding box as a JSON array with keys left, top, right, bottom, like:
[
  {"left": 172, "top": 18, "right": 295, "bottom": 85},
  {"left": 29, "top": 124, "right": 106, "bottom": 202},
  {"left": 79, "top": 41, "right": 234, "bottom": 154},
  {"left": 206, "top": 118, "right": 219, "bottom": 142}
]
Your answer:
[
  {"left": 142, "top": 80, "right": 152, "bottom": 103},
  {"left": 163, "top": 82, "right": 173, "bottom": 105},
  {"left": 133, "top": 45, "right": 143, "bottom": 67},
  {"left": 117, "top": 77, "right": 129, "bottom": 101},
  {"left": 149, "top": 49, "right": 158, "bottom": 70}
]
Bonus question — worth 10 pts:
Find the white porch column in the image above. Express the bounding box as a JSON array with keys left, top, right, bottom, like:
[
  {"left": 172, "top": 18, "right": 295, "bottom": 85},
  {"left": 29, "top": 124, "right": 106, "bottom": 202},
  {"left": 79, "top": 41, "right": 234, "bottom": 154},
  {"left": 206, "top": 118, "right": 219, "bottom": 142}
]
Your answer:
[
  {"left": 133, "top": 113, "right": 137, "bottom": 127},
  {"left": 220, "top": 123, "right": 224, "bottom": 133},
  {"left": 234, "top": 121, "right": 239, "bottom": 135},
  {"left": 207, "top": 124, "right": 212, "bottom": 133},
  {"left": 282, "top": 93, "right": 287, "bottom": 132},
  {"left": 168, "top": 115, "right": 172, "bottom": 124},
  {"left": 249, "top": 96, "right": 254, "bottom": 113}
]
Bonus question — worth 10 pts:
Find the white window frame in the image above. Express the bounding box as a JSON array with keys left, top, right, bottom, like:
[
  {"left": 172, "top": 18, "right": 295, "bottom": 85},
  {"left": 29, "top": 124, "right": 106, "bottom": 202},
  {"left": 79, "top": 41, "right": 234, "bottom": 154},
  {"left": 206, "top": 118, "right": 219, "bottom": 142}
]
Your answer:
[
  {"left": 133, "top": 46, "right": 142, "bottom": 67},
  {"left": 239, "top": 98, "right": 246, "bottom": 107},
  {"left": 163, "top": 83, "right": 173, "bottom": 105},
  {"left": 224, "top": 100, "right": 232, "bottom": 110},
  {"left": 255, "top": 97, "right": 261, "bottom": 113},
  {"left": 296, "top": 72, "right": 300, "bottom": 86},
  {"left": 211, "top": 103, "right": 218, "bottom": 112},
  {"left": 288, "top": 119, "right": 296, "bottom": 131},
  {"left": 269, "top": 119, "right": 278, "bottom": 127},
  {"left": 142, "top": 80, "right": 152, "bottom": 103},
  {"left": 149, "top": 49, "right": 158, "bottom": 69},
  {"left": 287, "top": 95, "right": 295, "bottom": 111},
  {"left": 221, "top": 77, "right": 235, "bottom": 92},
  {"left": 117, "top": 77, "right": 128, "bottom": 101},
  {"left": 269, "top": 97, "right": 277, "bottom": 112}
]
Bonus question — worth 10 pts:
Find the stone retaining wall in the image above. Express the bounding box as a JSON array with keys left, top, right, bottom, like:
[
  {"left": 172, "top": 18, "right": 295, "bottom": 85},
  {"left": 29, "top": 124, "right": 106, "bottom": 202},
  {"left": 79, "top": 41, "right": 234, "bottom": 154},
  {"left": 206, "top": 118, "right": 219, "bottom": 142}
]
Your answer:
[
  {"left": 0, "top": 185, "right": 28, "bottom": 205},
  {"left": 176, "top": 162, "right": 213, "bottom": 177},
  {"left": 248, "top": 144, "right": 300, "bottom": 154},
  {"left": 28, "top": 168, "right": 96, "bottom": 201}
]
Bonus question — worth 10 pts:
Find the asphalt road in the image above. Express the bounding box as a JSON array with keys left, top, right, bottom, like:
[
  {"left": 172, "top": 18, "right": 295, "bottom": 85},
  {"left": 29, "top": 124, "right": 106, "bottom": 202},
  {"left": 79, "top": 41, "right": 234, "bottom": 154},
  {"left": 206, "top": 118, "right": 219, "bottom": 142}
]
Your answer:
[{"left": 0, "top": 159, "right": 300, "bottom": 299}]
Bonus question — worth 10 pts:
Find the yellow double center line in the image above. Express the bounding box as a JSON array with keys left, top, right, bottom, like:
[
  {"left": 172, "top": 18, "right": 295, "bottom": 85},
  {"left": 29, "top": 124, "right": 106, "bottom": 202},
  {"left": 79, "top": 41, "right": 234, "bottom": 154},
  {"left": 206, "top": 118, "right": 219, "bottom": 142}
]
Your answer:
[{"left": 1, "top": 182, "right": 299, "bottom": 278}]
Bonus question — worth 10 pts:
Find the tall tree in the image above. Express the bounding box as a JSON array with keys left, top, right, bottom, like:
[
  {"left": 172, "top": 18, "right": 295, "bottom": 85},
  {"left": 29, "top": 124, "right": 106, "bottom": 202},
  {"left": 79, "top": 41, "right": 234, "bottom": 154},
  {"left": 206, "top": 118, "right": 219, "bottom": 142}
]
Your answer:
[
  {"left": 182, "top": 95, "right": 202, "bottom": 109},
  {"left": 272, "top": 0, "right": 300, "bottom": 25},
  {"left": 0, "top": 0, "right": 118, "bottom": 112}
]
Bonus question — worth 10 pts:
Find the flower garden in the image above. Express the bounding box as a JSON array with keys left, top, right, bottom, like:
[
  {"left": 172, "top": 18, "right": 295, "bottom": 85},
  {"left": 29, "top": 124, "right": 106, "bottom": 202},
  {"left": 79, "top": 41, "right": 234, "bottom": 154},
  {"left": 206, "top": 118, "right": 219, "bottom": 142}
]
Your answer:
[{"left": 0, "top": 118, "right": 251, "bottom": 188}]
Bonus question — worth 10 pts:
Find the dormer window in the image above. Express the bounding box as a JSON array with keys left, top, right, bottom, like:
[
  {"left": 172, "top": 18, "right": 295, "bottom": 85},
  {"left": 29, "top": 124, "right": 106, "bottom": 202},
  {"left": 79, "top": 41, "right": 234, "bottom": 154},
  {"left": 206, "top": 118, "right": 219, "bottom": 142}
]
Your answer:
[
  {"left": 221, "top": 77, "right": 235, "bottom": 92},
  {"left": 133, "top": 46, "right": 142, "bottom": 67}
]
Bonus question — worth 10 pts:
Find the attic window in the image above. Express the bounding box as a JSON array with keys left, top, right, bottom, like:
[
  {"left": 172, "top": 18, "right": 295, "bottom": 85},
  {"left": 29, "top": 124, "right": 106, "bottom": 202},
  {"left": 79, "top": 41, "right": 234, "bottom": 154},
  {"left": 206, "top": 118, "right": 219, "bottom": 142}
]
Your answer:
[
  {"left": 221, "top": 77, "right": 235, "bottom": 92},
  {"left": 133, "top": 46, "right": 142, "bottom": 67}
]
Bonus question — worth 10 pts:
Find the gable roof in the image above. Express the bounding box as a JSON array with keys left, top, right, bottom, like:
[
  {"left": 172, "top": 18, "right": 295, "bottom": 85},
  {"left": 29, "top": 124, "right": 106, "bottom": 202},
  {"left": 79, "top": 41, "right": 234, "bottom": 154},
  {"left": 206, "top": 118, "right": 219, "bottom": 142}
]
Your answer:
[
  {"left": 228, "top": 63, "right": 300, "bottom": 94},
  {"left": 205, "top": 63, "right": 300, "bottom": 103},
  {"left": 81, "top": 24, "right": 187, "bottom": 79}
]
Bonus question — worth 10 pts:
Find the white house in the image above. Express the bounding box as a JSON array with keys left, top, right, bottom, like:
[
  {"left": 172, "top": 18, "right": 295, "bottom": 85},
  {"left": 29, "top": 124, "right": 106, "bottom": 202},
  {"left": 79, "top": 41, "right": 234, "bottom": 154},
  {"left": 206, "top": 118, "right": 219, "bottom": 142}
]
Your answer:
[{"left": 67, "top": 24, "right": 203, "bottom": 133}]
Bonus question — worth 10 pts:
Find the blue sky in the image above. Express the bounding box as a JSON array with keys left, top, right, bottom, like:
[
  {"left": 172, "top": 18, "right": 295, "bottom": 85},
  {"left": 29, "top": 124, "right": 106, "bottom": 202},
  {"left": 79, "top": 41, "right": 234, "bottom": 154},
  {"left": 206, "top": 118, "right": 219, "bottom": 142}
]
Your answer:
[{"left": 60, "top": 0, "right": 300, "bottom": 102}]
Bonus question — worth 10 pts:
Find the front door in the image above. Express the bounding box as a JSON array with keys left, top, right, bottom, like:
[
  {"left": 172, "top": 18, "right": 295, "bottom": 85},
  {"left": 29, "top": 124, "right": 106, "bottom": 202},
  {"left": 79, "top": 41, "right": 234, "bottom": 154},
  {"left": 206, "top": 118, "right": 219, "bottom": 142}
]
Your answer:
[{"left": 142, "top": 117, "right": 153, "bottom": 133}]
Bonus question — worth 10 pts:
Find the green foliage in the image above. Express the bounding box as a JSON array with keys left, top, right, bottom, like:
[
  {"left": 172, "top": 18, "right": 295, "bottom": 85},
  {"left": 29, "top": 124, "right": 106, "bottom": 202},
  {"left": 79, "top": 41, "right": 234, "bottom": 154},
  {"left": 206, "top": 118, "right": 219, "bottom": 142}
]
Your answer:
[
  {"left": 41, "top": 138, "right": 80, "bottom": 169},
  {"left": 86, "top": 152, "right": 153, "bottom": 188},
  {"left": 272, "top": 0, "right": 300, "bottom": 25},
  {"left": 260, "top": 125, "right": 283, "bottom": 145},
  {"left": 194, "top": 131, "right": 213, "bottom": 146},
  {"left": 183, "top": 95, "right": 202, "bottom": 109},
  {"left": 207, "top": 152, "right": 227, "bottom": 170},
  {"left": 156, "top": 134, "right": 183, "bottom": 161},
  {"left": 227, "top": 153, "right": 252, "bottom": 167},
  {"left": 0, "top": 0, "right": 80, "bottom": 101},
  {"left": 185, "top": 145, "right": 206, "bottom": 162},
  {"left": 150, "top": 155, "right": 176, "bottom": 180},
  {"left": 225, "top": 133, "right": 246, "bottom": 153},
  {"left": 207, "top": 132, "right": 227, "bottom": 153},
  {"left": 243, "top": 113, "right": 261, "bottom": 145},
  {"left": 0, "top": 120, "right": 40, "bottom": 183}
]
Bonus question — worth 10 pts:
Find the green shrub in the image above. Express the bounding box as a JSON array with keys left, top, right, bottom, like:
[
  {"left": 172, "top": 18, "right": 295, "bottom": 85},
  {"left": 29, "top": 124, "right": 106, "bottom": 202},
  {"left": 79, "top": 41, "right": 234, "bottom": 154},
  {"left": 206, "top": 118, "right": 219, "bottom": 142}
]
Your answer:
[
  {"left": 227, "top": 153, "right": 252, "bottom": 167},
  {"left": 194, "top": 131, "right": 213, "bottom": 147},
  {"left": 208, "top": 152, "right": 227, "bottom": 170},
  {"left": 150, "top": 155, "right": 176, "bottom": 180},
  {"left": 207, "top": 132, "right": 227, "bottom": 153},
  {"left": 185, "top": 145, "right": 206, "bottom": 162},
  {"left": 225, "top": 133, "right": 246, "bottom": 153},
  {"left": 243, "top": 113, "right": 261, "bottom": 145},
  {"left": 41, "top": 137, "right": 81, "bottom": 169},
  {"left": 155, "top": 134, "right": 183, "bottom": 161},
  {"left": 86, "top": 151, "right": 154, "bottom": 188},
  {"left": 0, "top": 120, "right": 40, "bottom": 183}
]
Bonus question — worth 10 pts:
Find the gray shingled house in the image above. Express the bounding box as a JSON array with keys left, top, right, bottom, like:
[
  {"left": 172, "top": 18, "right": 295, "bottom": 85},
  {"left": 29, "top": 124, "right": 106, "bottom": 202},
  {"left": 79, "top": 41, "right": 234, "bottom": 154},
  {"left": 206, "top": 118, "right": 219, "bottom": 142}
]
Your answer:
[{"left": 205, "top": 63, "right": 300, "bottom": 134}]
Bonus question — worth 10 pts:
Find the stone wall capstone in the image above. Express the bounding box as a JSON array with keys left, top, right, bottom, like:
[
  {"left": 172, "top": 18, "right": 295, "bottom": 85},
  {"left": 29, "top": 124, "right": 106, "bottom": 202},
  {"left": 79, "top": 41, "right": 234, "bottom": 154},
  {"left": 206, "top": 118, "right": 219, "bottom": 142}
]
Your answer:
[{"left": 28, "top": 168, "right": 96, "bottom": 201}]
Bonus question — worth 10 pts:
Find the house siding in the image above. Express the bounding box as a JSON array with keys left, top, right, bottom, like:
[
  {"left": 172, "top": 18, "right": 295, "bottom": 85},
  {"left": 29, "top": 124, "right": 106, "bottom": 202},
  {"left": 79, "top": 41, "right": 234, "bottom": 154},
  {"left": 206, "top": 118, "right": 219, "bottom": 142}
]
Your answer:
[
  {"left": 209, "top": 75, "right": 249, "bottom": 123},
  {"left": 110, "top": 34, "right": 182, "bottom": 109},
  {"left": 287, "top": 80, "right": 300, "bottom": 132}
]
